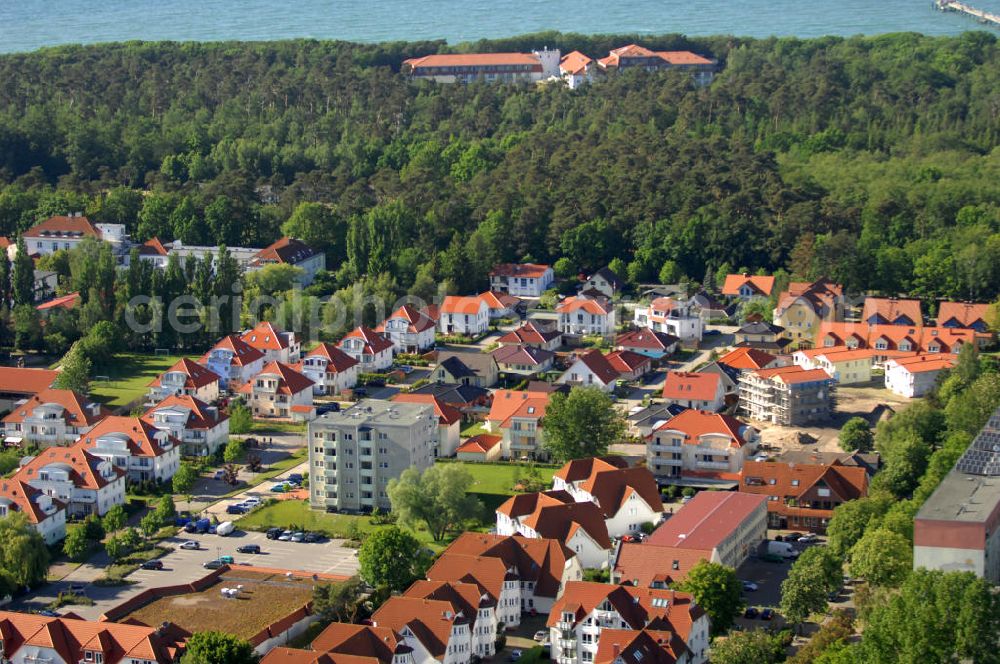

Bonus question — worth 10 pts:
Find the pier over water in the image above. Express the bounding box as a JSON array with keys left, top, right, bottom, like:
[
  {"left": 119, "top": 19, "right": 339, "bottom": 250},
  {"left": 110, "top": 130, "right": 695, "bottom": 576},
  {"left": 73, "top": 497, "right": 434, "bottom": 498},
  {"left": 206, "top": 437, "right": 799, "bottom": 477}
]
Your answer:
[{"left": 935, "top": 0, "right": 1000, "bottom": 28}]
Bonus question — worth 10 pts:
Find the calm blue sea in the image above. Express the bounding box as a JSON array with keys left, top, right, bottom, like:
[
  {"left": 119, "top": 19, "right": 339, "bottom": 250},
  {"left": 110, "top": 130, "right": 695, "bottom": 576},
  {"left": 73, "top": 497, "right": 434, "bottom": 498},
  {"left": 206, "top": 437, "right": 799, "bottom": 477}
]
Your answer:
[{"left": 1, "top": 0, "right": 999, "bottom": 54}]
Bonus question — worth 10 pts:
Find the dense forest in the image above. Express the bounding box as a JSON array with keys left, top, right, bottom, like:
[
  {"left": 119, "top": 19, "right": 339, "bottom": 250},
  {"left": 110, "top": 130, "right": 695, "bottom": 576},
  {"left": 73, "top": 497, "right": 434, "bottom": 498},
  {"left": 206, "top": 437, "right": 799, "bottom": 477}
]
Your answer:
[{"left": 0, "top": 31, "right": 999, "bottom": 305}]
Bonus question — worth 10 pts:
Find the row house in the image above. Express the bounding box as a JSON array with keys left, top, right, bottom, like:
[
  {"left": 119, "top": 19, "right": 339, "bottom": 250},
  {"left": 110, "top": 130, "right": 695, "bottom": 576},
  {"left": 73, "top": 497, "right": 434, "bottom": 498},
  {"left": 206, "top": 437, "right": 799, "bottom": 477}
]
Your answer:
[
  {"left": 147, "top": 357, "right": 222, "bottom": 404},
  {"left": 492, "top": 344, "right": 555, "bottom": 377},
  {"left": 772, "top": 278, "right": 845, "bottom": 349},
  {"left": 242, "top": 321, "right": 301, "bottom": 364},
  {"left": 884, "top": 353, "right": 957, "bottom": 398},
  {"left": 247, "top": 236, "right": 326, "bottom": 286},
  {"left": 861, "top": 297, "right": 922, "bottom": 327},
  {"left": 391, "top": 393, "right": 462, "bottom": 457},
  {"left": 647, "top": 410, "right": 760, "bottom": 485},
  {"left": 427, "top": 532, "right": 583, "bottom": 622},
  {"left": 307, "top": 623, "right": 411, "bottom": 664},
  {"left": 557, "top": 350, "right": 621, "bottom": 393},
  {"left": 612, "top": 543, "right": 711, "bottom": 590},
  {"left": 489, "top": 263, "right": 555, "bottom": 298},
  {"left": 792, "top": 347, "right": 877, "bottom": 385},
  {"left": 486, "top": 389, "right": 550, "bottom": 460},
  {"left": 720, "top": 273, "right": 775, "bottom": 301},
  {"left": 495, "top": 492, "right": 612, "bottom": 568},
  {"left": 16, "top": 445, "right": 125, "bottom": 517},
  {"left": 142, "top": 394, "right": 230, "bottom": 457},
  {"left": 593, "top": 629, "right": 692, "bottom": 664},
  {"left": 552, "top": 458, "right": 664, "bottom": 535},
  {"left": 615, "top": 330, "right": 679, "bottom": 361},
  {"left": 339, "top": 326, "right": 394, "bottom": 373},
  {"left": 404, "top": 580, "right": 500, "bottom": 660},
  {"left": 548, "top": 582, "right": 709, "bottom": 664},
  {"left": 439, "top": 296, "right": 490, "bottom": 337},
  {"left": 238, "top": 361, "right": 314, "bottom": 420},
  {"left": 661, "top": 372, "right": 724, "bottom": 412},
  {"left": 371, "top": 596, "right": 477, "bottom": 664},
  {"left": 0, "top": 611, "right": 190, "bottom": 664},
  {"left": 632, "top": 297, "right": 703, "bottom": 343},
  {"left": 739, "top": 459, "right": 869, "bottom": 533},
  {"left": 738, "top": 366, "right": 835, "bottom": 426},
  {"left": 936, "top": 301, "right": 991, "bottom": 332},
  {"left": 0, "top": 479, "right": 67, "bottom": 544},
  {"left": 378, "top": 304, "right": 437, "bottom": 354},
  {"left": 816, "top": 322, "right": 979, "bottom": 355},
  {"left": 558, "top": 297, "right": 616, "bottom": 338},
  {"left": 299, "top": 343, "right": 359, "bottom": 396},
  {"left": 2, "top": 388, "right": 109, "bottom": 447},
  {"left": 77, "top": 416, "right": 182, "bottom": 483},
  {"left": 498, "top": 321, "right": 563, "bottom": 351},
  {"left": 199, "top": 334, "right": 266, "bottom": 391}
]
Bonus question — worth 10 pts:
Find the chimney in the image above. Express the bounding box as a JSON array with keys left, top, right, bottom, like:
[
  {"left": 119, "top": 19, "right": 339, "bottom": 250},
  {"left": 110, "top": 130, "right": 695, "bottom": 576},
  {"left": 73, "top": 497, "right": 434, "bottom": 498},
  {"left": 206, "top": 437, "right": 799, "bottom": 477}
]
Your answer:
[{"left": 613, "top": 644, "right": 621, "bottom": 657}]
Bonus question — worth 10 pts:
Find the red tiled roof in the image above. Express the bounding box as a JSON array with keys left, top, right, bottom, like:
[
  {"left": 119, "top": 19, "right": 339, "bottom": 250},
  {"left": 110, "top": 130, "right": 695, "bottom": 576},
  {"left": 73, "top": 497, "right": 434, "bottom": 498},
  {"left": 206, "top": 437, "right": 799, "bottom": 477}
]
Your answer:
[
  {"left": 718, "top": 347, "right": 777, "bottom": 371},
  {"left": 3, "top": 388, "right": 108, "bottom": 428},
  {"left": 652, "top": 409, "right": 754, "bottom": 449},
  {"left": 492, "top": 344, "right": 554, "bottom": 367},
  {"left": 252, "top": 237, "right": 318, "bottom": 266},
  {"left": 750, "top": 366, "right": 832, "bottom": 385},
  {"left": 0, "top": 479, "right": 64, "bottom": 524},
  {"left": 496, "top": 490, "right": 575, "bottom": 519},
  {"left": 661, "top": 371, "right": 720, "bottom": 402},
  {"left": 237, "top": 361, "right": 314, "bottom": 396},
  {"left": 142, "top": 394, "right": 227, "bottom": 430},
  {"left": 613, "top": 542, "right": 711, "bottom": 588},
  {"left": 654, "top": 51, "right": 714, "bottom": 65},
  {"left": 648, "top": 492, "right": 766, "bottom": 550},
  {"left": 36, "top": 292, "right": 81, "bottom": 312},
  {"left": 16, "top": 444, "right": 124, "bottom": 489},
  {"left": 580, "top": 466, "right": 664, "bottom": 518},
  {"left": 861, "top": 297, "right": 922, "bottom": 325},
  {"left": 200, "top": 334, "right": 266, "bottom": 367},
  {"left": 340, "top": 326, "right": 394, "bottom": 355},
  {"left": 817, "top": 322, "right": 975, "bottom": 353},
  {"left": 560, "top": 50, "right": 593, "bottom": 75},
  {"left": 887, "top": 353, "right": 957, "bottom": 374},
  {"left": 557, "top": 296, "right": 610, "bottom": 315},
  {"left": 489, "top": 263, "right": 551, "bottom": 279},
  {"left": 261, "top": 647, "right": 381, "bottom": 664},
  {"left": 404, "top": 52, "right": 542, "bottom": 70},
  {"left": 304, "top": 343, "right": 360, "bottom": 373},
  {"left": 23, "top": 216, "right": 101, "bottom": 239},
  {"left": 594, "top": 629, "right": 688, "bottom": 664},
  {"left": 498, "top": 322, "right": 561, "bottom": 345},
  {"left": 311, "top": 623, "right": 405, "bottom": 662},
  {"left": 391, "top": 393, "right": 462, "bottom": 425},
  {"left": 606, "top": 350, "right": 651, "bottom": 374},
  {"left": 740, "top": 460, "right": 869, "bottom": 508},
  {"left": 937, "top": 301, "right": 990, "bottom": 328},
  {"left": 378, "top": 305, "right": 436, "bottom": 334},
  {"left": 456, "top": 434, "right": 502, "bottom": 455},
  {"left": 615, "top": 330, "right": 678, "bottom": 352},
  {"left": 721, "top": 274, "right": 775, "bottom": 297},
  {"left": 569, "top": 349, "right": 620, "bottom": 385},
  {"left": 79, "top": 416, "right": 180, "bottom": 458},
  {"left": 148, "top": 358, "right": 220, "bottom": 389},
  {"left": 487, "top": 390, "right": 550, "bottom": 428},
  {"left": 478, "top": 291, "right": 520, "bottom": 311},
  {"left": 774, "top": 278, "right": 843, "bottom": 316},
  {"left": 242, "top": 321, "right": 292, "bottom": 351},
  {"left": 440, "top": 295, "right": 487, "bottom": 316},
  {"left": 138, "top": 237, "right": 169, "bottom": 256},
  {"left": 521, "top": 501, "right": 612, "bottom": 548},
  {"left": 554, "top": 457, "right": 629, "bottom": 483},
  {"left": 0, "top": 367, "right": 59, "bottom": 396}
]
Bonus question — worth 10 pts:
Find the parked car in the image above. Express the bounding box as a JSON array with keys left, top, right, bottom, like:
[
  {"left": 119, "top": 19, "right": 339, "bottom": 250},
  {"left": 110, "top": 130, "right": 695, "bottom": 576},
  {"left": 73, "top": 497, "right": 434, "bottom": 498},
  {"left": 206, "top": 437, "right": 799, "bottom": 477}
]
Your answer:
[
  {"left": 202, "top": 559, "right": 224, "bottom": 570},
  {"left": 303, "top": 532, "right": 322, "bottom": 543},
  {"left": 509, "top": 650, "right": 523, "bottom": 662},
  {"left": 243, "top": 497, "right": 261, "bottom": 507},
  {"left": 174, "top": 516, "right": 191, "bottom": 527},
  {"left": 141, "top": 560, "right": 164, "bottom": 570},
  {"left": 287, "top": 474, "right": 303, "bottom": 484},
  {"left": 798, "top": 534, "right": 820, "bottom": 544},
  {"left": 741, "top": 580, "right": 758, "bottom": 592},
  {"left": 270, "top": 484, "right": 287, "bottom": 492},
  {"left": 38, "top": 610, "right": 60, "bottom": 617},
  {"left": 399, "top": 365, "right": 413, "bottom": 374},
  {"left": 290, "top": 532, "right": 305, "bottom": 543},
  {"left": 743, "top": 607, "right": 759, "bottom": 619},
  {"left": 213, "top": 469, "right": 226, "bottom": 480},
  {"left": 533, "top": 631, "right": 548, "bottom": 642},
  {"left": 278, "top": 530, "right": 293, "bottom": 541},
  {"left": 226, "top": 504, "right": 248, "bottom": 515},
  {"left": 704, "top": 329, "right": 721, "bottom": 336},
  {"left": 237, "top": 544, "right": 260, "bottom": 554},
  {"left": 316, "top": 403, "right": 340, "bottom": 415},
  {"left": 783, "top": 532, "right": 803, "bottom": 542},
  {"left": 761, "top": 609, "right": 775, "bottom": 621},
  {"left": 266, "top": 527, "right": 283, "bottom": 540},
  {"left": 219, "top": 555, "right": 235, "bottom": 564},
  {"left": 68, "top": 583, "right": 87, "bottom": 594},
  {"left": 179, "top": 540, "right": 200, "bottom": 550}
]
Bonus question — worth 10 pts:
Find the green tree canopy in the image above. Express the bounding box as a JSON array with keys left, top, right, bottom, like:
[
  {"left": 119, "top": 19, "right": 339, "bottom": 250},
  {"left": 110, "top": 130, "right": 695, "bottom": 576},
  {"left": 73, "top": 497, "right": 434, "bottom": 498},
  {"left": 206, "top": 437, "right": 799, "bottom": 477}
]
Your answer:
[
  {"left": 839, "top": 416, "right": 874, "bottom": 453},
  {"left": 542, "top": 387, "right": 626, "bottom": 462},
  {"left": 357, "top": 527, "right": 427, "bottom": 593},
  {"left": 387, "top": 465, "right": 482, "bottom": 542},
  {"left": 0, "top": 512, "right": 50, "bottom": 588},
  {"left": 180, "top": 631, "right": 256, "bottom": 664},
  {"left": 675, "top": 560, "right": 742, "bottom": 636},
  {"left": 849, "top": 527, "right": 912, "bottom": 588},
  {"left": 709, "top": 630, "right": 787, "bottom": 664}
]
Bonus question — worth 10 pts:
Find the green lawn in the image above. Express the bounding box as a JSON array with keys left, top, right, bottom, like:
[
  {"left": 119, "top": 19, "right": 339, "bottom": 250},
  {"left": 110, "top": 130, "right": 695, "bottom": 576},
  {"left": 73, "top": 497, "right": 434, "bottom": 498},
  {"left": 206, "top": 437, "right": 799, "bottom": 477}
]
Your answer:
[
  {"left": 460, "top": 421, "right": 489, "bottom": 437},
  {"left": 88, "top": 353, "right": 199, "bottom": 409},
  {"left": 250, "top": 421, "right": 307, "bottom": 435},
  {"left": 454, "top": 462, "right": 557, "bottom": 495}
]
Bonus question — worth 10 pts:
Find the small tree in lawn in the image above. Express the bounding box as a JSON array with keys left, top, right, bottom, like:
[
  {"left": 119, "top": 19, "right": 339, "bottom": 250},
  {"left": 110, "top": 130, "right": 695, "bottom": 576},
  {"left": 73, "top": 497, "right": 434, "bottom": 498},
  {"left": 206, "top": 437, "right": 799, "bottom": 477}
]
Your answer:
[
  {"left": 102, "top": 503, "right": 126, "bottom": 534},
  {"left": 62, "top": 527, "right": 91, "bottom": 561},
  {"left": 839, "top": 416, "right": 874, "bottom": 452},
  {"left": 54, "top": 343, "right": 92, "bottom": 394},
  {"left": 358, "top": 527, "right": 428, "bottom": 593},
  {"left": 675, "top": 560, "right": 742, "bottom": 636},
  {"left": 542, "top": 386, "right": 626, "bottom": 462},
  {"left": 221, "top": 463, "right": 240, "bottom": 486},
  {"left": 172, "top": 463, "right": 198, "bottom": 504},
  {"left": 154, "top": 494, "right": 177, "bottom": 523},
  {"left": 140, "top": 512, "right": 162, "bottom": 539},
  {"left": 387, "top": 465, "right": 482, "bottom": 542},
  {"left": 781, "top": 546, "right": 842, "bottom": 632},
  {"left": 245, "top": 453, "right": 263, "bottom": 473},
  {"left": 849, "top": 527, "right": 912, "bottom": 587},
  {"left": 104, "top": 534, "right": 125, "bottom": 562},
  {"left": 223, "top": 438, "right": 244, "bottom": 464},
  {"left": 228, "top": 401, "right": 253, "bottom": 435}
]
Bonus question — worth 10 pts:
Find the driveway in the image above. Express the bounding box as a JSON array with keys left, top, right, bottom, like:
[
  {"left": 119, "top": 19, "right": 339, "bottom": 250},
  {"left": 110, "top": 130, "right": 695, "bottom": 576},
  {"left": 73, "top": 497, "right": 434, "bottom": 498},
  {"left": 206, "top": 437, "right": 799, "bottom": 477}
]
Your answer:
[{"left": 201, "top": 460, "right": 309, "bottom": 519}]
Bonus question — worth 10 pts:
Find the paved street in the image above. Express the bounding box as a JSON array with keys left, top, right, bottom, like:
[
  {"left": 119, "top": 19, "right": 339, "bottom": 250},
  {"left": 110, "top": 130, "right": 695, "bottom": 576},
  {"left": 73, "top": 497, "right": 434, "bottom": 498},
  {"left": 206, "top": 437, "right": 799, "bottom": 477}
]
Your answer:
[{"left": 202, "top": 460, "right": 309, "bottom": 518}]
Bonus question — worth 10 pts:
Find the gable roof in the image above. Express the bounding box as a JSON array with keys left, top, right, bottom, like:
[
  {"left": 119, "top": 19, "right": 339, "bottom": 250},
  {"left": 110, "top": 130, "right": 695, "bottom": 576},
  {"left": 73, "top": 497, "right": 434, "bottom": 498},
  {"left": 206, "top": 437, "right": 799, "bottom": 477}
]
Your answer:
[
  {"left": 311, "top": 623, "right": 405, "bottom": 662},
  {"left": 304, "top": 343, "right": 360, "bottom": 373},
  {"left": 261, "top": 647, "right": 381, "bottom": 664},
  {"left": 653, "top": 409, "right": 754, "bottom": 449},
  {"left": 521, "top": 501, "right": 612, "bottom": 549},
  {"left": 560, "top": 50, "right": 593, "bottom": 75},
  {"left": 861, "top": 297, "right": 922, "bottom": 325},
  {"left": 492, "top": 344, "right": 554, "bottom": 367},
  {"left": 37, "top": 292, "right": 81, "bottom": 312},
  {"left": 937, "top": 301, "right": 990, "bottom": 328},
  {"left": 496, "top": 490, "right": 575, "bottom": 519},
  {"left": 251, "top": 237, "right": 319, "bottom": 266},
  {"left": 648, "top": 492, "right": 766, "bottom": 550},
  {"left": 477, "top": 291, "right": 520, "bottom": 311},
  {"left": 24, "top": 215, "right": 101, "bottom": 239},
  {"left": 774, "top": 278, "right": 843, "bottom": 316},
  {"left": 613, "top": 542, "right": 711, "bottom": 588},
  {"left": 719, "top": 347, "right": 777, "bottom": 371},
  {"left": 490, "top": 263, "right": 551, "bottom": 279},
  {"left": 606, "top": 350, "right": 651, "bottom": 374},
  {"left": 580, "top": 466, "right": 664, "bottom": 518},
  {"left": 740, "top": 460, "right": 869, "bottom": 504},
  {"left": 440, "top": 295, "right": 487, "bottom": 316},
  {"left": 371, "top": 596, "right": 459, "bottom": 659},
  {"left": 661, "top": 371, "right": 720, "bottom": 402},
  {"left": 557, "top": 296, "right": 611, "bottom": 316},
  {"left": 437, "top": 351, "right": 498, "bottom": 379},
  {"left": 201, "top": 334, "right": 266, "bottom": 367},
  {"left": 594, "top": 629, "right": 688, "bottom": 664},
  {"left": 655, "top": 50, "right": 715, "bottom": 65},
  {"left": 79, "top": 416, "right": 179, "bottom": 458},
  {"left": 0, "top": 479, "right": 64, "bottom": 524},
  {"left": 3, "top": 388, "right": 108, "bottom": 428},
  {"left": 487, "top": 389, "right": 550, "bottom": 428},
  {"left": 567, "top": 349, "right": 620, "bottom": 385},
  {"left": 404, "top": 52, "right": 542, "bottom": 70},
  {"left": 148, "top": 357, "right": 220, "bottom": 390},
  {"left": 138, "top": 237, "right": 169, "bottom": 256},
  {"left": 391, "top": 393, "right": 462, "bottom": 426},
  {"left": 589, "top": 267, "right": 624, "bottom": 289},
  {"left": 456, "top": 434, "right": 503, "bottom": 455},
  {"left": 410, "top": 382, "right": 490, "bottom": 407},
  {"left": 817, "top": 322, "right": 976, "bottom": 353},
  {"left": 498, "top": 321, "right": 562, "bottom": 346},
  {"left": 379, "top": 304, "right": 436, "bottom": 334},
  {"left": 886, "top": 353, "right": 958, "bottom": 374},
  {"left": 340, "top": 326, "right": 394, "bottom": 355},
  {"left": 237, "top": 361, "right": 314, "bottom": 396},
  {"left": 242, "top": 321, "right": 293, "bottom": 352},
  {"left": 721, "top": 274, "right": 775, "bottom": 297},
  {"left": 749, "top": 365, "right": 833, "bottom": 385},
  {"left": 16, "top": 444, "right": 124, "bottom": 489},
  {"left": 0, "top": 367, "right": 59, "bottom": 397},
  {"left": 615, "top": 330, "right": 678, "bottom": 352},
  {"left": 142, "top": 394, "right": 227, "bottom": 430}
]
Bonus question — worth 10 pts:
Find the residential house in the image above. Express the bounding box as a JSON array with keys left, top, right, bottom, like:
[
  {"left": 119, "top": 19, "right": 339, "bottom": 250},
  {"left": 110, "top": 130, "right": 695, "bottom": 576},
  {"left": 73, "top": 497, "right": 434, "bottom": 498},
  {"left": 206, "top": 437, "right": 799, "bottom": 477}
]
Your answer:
[
  {"left": 646, "top": 492, "right": 768, "bottom": 569},
  {"left": 199, "top": 334, "right": 266, "bottom": 391},
  {"left": 688, "top": 291, "right": 731, "bottom": 321},
  {"left": 718, "top": 347, "right": 781, "bottom": 373},
  {"left": 593, "top": 629, "right": 693, "bottom": 664},
  {"left": 612, "top": 542, "right": 710, "bottom": 589},
  {"left": 632, "top": 298, "right": 703, "bottom": 343},
  {"left": 478, "top": 291, "right": 521, "bottom": 319},
  {"left": 308, "top": 622, "right": 411, "bottom": 664},
  {"left": 0, "top": 611, "right": 190, "bottom": 664},
  {"left": 720, "top": 274, "right": 775, "bottom": 301},
  {"left": 560, "top": 50, "right": 596, "bottom": 89},
  {"left": 0, "top": 479, "right": 66, "bottom": 544},
  {"left": 299, "top": 343, "right": 359, "bottom": 396},
  {"left": 77, "top": 416, "right": 182, "bottom": 483},
  {"left": 369, "top": 595, "right": 476, "bottom": 664},
  {"left": 242, "top": 321, "right": 301, "bottom": 364},
  {"left": 739, "top": 366, "right": 835, "bottom": 425},
  {"left": 2, "top": 388, "right": 109, "bottom": 447},
  {"left": 489, "top": 263, "right": 555, "bottom": 298},
  {"left": 793, "top": 348, "right": 876, "bottom": 385},
  {"left": 492, "top": 345, "right": 555, "bottom": 377},
  {"left": 647, "top": 410, "right": 760, "bottom": 485},
  {"left": 558, "top": 296, "right": 616, "bottom": 337},
  {"left": 141, "top": 394, "right": 229, "bottom": 457},
  {"left": 308, "top": 400, "right": 437, "bottom": 512},
  {"left": 552, "top": 457, "right": 665, "bottom": 535},
  {"left": 486, "top": 389, "right": 550, "bottom": 460},
  {"left": 36, "top": 292, "right": 81, "bottom": 315},
  {"left": 495, "top": 492, "right": 612, "bottom": 568},
  {"left": 733, "top": 320, "right": 790, "bottom": 352},
  {"left": 146, "top": 357, "right": 222, "bottom": 405},
  {"left": 626, "top": 403, "right": 688, "bottom": 439},
  {"left": 557, "top": 350, "right": 621, "bottom": 393},
  {"left": 606, "top": 350, "right": 652, "bottom": 382},
  {"left": 456, "top": 433, "right": 503, "bottom": 462},
  {"left": 427, "top": 532, "right": 583, "bottom": 622},
  {"left": 936, "top": 301, "right": 991, "bottom": 333},
  {"left": 391, "top": 393, "right": 462, "bottom": 457},
  {"left": 402, "top": 50, "right": 561, "bottom": 84},
  {"left": 498, "top": 321, "right": 563, "bottom": 351},
  {"left": 440, "top": 296, "right": 490, "bottom": 337},
  {"left": 238, "top": 361, "right": 315, "bottom": 420},
  {"left": 914, "top": 406, "right": 1000, "bottom": 583},
  {"left": 23, "top": 213, "right": 129, "bottom": 259},
  {"left": 410, "top": 382, "right": 492, "bottom": 416},
  {"left": 548, "top": 582, "right": 709, "bottom": 664},
  {"left": 435, "top": 351, "right": 499, "bottom": 388},
  {"left": 776, "top": 449, "right": 882, "bottom": 479},
  {"left": 740, "top": 459, "right": 869, "bottom": 533},
  {"left": 247, "top": 236, "right": 326, "bottom": 286},
  {"left": 583, "top": 267, "right": 625, "bottom": 299},
  {"left": 597, "top": 42, "right": 718, "bottom": 85},
  {"left": 695, "top": 362, "right": 740, "bottom": 398},
  {"left": 615, "top": 330, "right": 679, "bottom": 361},
  {"left": 861, "top": 297, "right": 922, "bottom": 327},
  {"left": 403, "top": 579, "right": 501, "bottom": 660},
  {"left": 0, "top": 367, "right": 59, "bottom": 414},
  {"left": 339, "top": 326, "right": 394, "bottom": 373},
  {"left": 661, "top": 372, "right": 724, "bottom": 412},
  {"left": 817, "top": 322, "right": 979, "bottom": 354},
  {"left": 884, "top": 354, "right": 958, "bottom": 398},
  {"left": 772, "top": 278, "right": 845, "bottom": 348},
  {"left": 377, "top": 305, "right": 437, "bottom": 354},
  {"left": 17, "top": 444, "right": 126, "bottom": 517}
]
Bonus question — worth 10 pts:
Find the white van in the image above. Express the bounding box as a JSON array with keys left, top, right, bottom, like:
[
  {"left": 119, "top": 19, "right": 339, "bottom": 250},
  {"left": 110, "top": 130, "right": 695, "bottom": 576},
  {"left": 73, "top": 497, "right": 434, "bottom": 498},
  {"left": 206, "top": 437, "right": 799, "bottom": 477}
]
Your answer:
[
  {"left": 216, "top": 521, "right": 235, "bottom": 537},
  {"left": 767, "top": 540, "right": 800, "bottom": 559}
]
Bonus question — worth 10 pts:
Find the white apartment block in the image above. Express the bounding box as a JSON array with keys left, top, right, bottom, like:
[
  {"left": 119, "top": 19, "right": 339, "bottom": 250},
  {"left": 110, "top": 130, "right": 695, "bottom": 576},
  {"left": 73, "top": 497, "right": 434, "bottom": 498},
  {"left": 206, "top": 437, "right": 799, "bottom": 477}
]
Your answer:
[
  {"left": 633, "top": 297, "right": 704, "bottom": 343},
  {"left": 78, "top": 417, "right": 182, "bottom": 483},
  {"left": 17, "top": 445, "right": 126, "bottom": 517},
  {"left": 142, "top": 395, "right": 230, "bottom": 458}
]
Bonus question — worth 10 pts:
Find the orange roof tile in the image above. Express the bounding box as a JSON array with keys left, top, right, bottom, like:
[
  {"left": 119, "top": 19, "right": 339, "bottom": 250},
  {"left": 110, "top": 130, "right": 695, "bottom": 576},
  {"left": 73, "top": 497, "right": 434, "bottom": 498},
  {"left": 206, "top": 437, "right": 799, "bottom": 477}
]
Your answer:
[
  {"left": 560, "top": 50, "right": 593, "bottom": 75},
  {"left": 142, "top": 394, "right": 227, "bottom": 430},
  {"left": 340, "top": 326, "right": 394, "bottom": 356},
  {"left": 887, "top": 353, "right": 958, "bottom": 373},
  {"left": 487, "top": 390, "right": 550, "bottom": 428},
  {"left": 740, "top": 460, "right": 868, "bottom": 507},
  {"left": 79, "top": 416, "right": 179, "bottom": 458},
  {"left": 404, "top": 52, "right": 542, "bottom": 70},
  {"left": 242, "top": 321, "right": 293, "bottom": 351},
  {"left": 557, "top": 296, "right": 611, "bottom": 315},
  {"left": 3, "top": 388, "right": 108, "bottom": 428},
  {"left": 237, "top": 361, "right": 314, "bottom": 396},
  {"left": 16, "top": 444, "right": 124, "bottom": 489},
  {"left": 440, "top": 295, "right": 487, "bottom": 316},
  {"left": 24, "top": 216, "right": 101, "bottom": 239},
  {"left": 456, "top": 434, "right": 502, "bottom": 455},
  {"left": 937, "top": 301, "right": 991, "bottom": 328},
  {"left": 721, "top": 274, "right": 775, "bottom": 297},
  {"left": 861, "top": 297, "right": 922, "bottom": 325},
  {"left": 606, "top": 350, "right": 651, "bottom": 374},
  {"left": 616, "top": 330, "right": 678, "bottom": 352},
  {"left": 594, "top": 629, "right": 688, "bottom": 664},
  {"left": 498, "top": 321, "right": 561, "bottom": 346},
  {"left": 750, "top": 365, "right": 833, "bottom": 385},
  {"left": 648, "top": 492, "right": 766, "bottom": 550},
  {"left": 489, "top": 263, "right": 552, "bottom": 279},
  {"left": 654, "top": 51, "right": 714, "bottom": 65},
  {"left": 304, "top": 343, "right": 360, "bottom": 373},
  {"left": 310, "top": 623, "right": 404, "bottom": 662},
  {"left": 0, "top": 367, "right": 59, "bottom": 396},
  {"left": 478, "top": 291, "right": 520, "bottom": 311},
  {"left": 652, "top": 409, "right": 754, "bottom": 449},
  {"left": 378, "top": 305, "right": 436, "bottom": 334},
  {"left": 718, "top": 347, "right": 777, "bottom": 371},
  {"left": 148, "top": 357, "right": 220, "bottom": 390},
  {"left": 0, "top": 479, "right": 64, "bottom": 524},
  {"left": 251, "top": 237, "right": 318, "bottom": 266},
  {"left": 661, "top": 371, "right": 720, "bottom": 402},
  {"left": 200, "top": 334, "right": 266, "bottom": 367},
  {"left": 391, "top": 393, "right": 462, "bottom": 425},
  {"left": 36, "top": 292, "right": 81, "bottom": 312}
]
